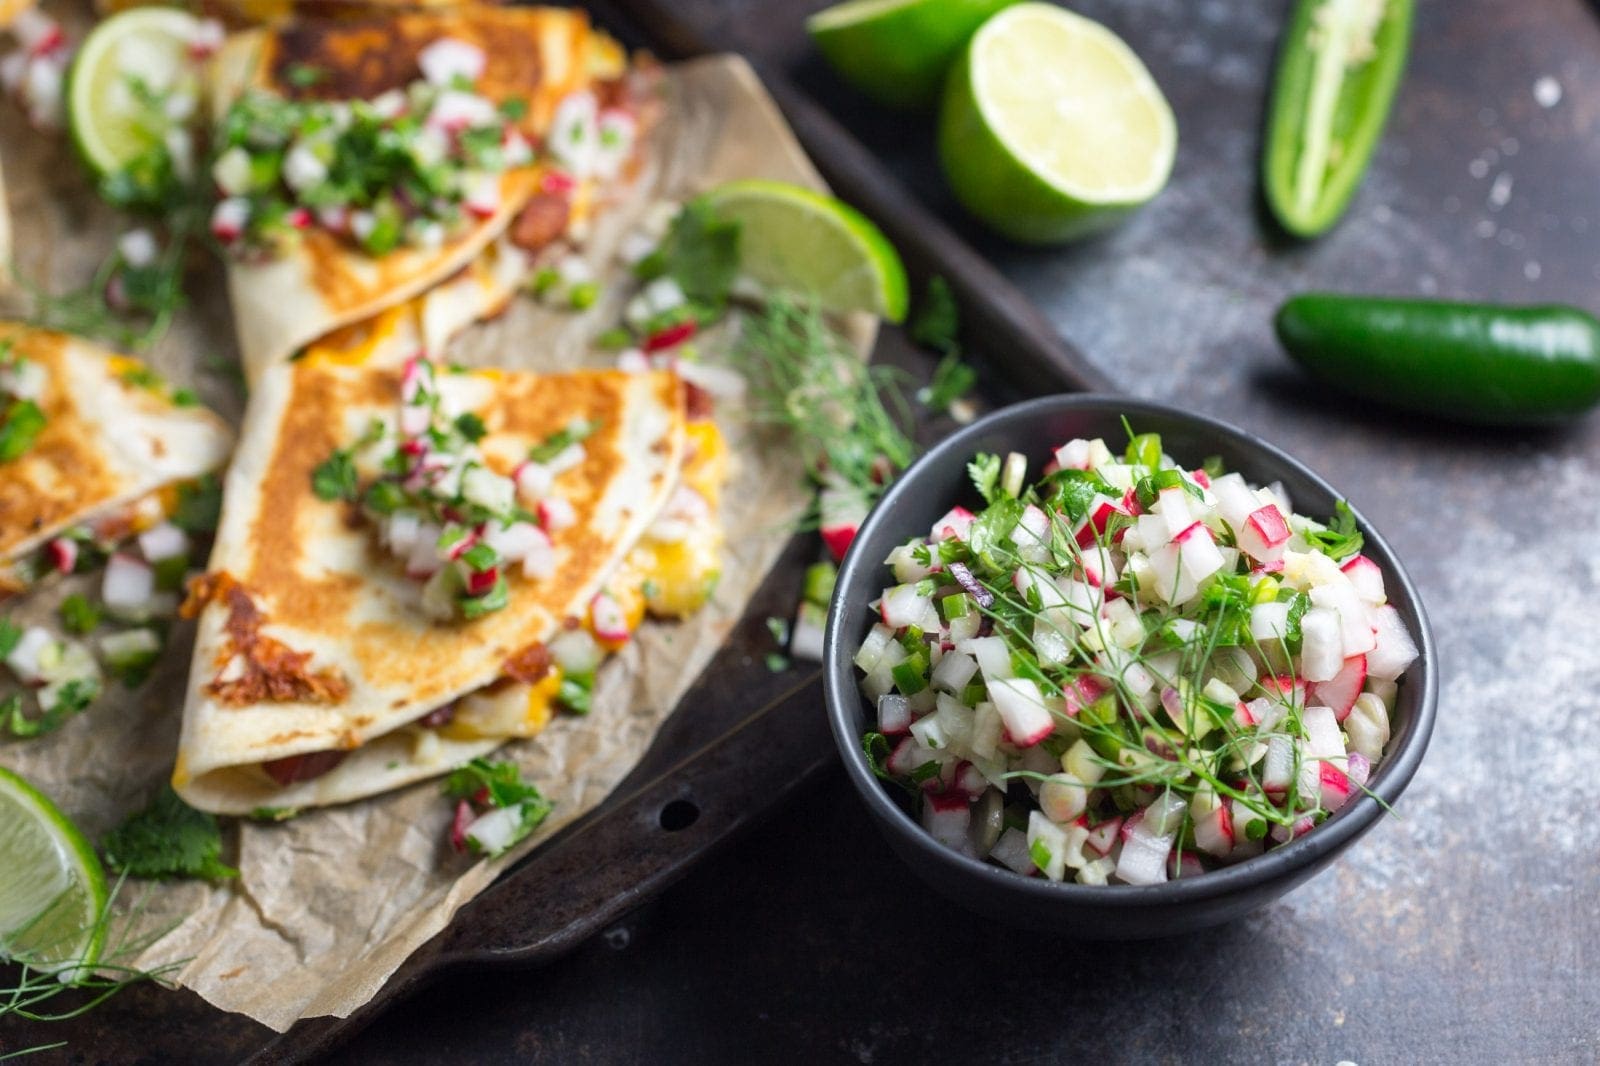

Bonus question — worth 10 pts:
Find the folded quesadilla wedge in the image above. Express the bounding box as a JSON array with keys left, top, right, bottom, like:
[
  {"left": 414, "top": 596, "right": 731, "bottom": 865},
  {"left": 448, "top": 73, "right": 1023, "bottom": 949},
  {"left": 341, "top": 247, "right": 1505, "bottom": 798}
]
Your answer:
[
  {"left": 174, "top": 355, "right": 698, "bottom": 813},
  {"left": 0, "top": 323, "right": 233, "bottom": 596},
  {"left": 207, "top": 5, "right": 651, "bottom": 382}
]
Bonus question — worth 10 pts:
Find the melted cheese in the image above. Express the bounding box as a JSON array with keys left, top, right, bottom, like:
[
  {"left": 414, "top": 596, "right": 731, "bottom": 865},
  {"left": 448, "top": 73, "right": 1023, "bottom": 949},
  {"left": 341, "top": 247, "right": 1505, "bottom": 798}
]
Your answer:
[{"left": 439, "top": 669, "right": 562, "bottom": 741}]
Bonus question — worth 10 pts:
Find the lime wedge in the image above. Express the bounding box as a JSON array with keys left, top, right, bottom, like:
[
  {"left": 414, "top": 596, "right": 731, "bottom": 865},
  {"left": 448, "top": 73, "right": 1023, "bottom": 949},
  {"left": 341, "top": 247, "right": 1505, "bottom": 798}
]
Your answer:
[
  {"left": 938, "top": 2, "right": 1177, "bottom": 243},
  {"left": 807, "top": 0, "right": 1018, "bottom": 110},
  {"left": 67, "top": 6, "right": 204, "bottom": 178},
  {"left": 0, "top": 767, "right": 108, "bottom": 975},
  {"left": 698, "top": 180, "right": 908, "bottom": 323}
]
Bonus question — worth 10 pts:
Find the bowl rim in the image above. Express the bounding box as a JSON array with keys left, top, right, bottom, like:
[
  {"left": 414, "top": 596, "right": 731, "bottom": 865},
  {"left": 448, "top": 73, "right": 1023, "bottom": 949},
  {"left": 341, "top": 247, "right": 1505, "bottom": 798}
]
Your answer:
[{"left": 822, "top": 392, "right": 1438, "bottom": 906}]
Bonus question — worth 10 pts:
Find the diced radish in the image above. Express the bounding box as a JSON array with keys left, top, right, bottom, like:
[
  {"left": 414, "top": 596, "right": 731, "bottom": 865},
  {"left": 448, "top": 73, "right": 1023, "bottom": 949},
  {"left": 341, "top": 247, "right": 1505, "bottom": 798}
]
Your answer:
[
  {"left": 465, "top": 805, "right": 524, "bottom": 856},
  {"left": 1258, "top": 675, "right": 1306, "bottom": 708},
  {"left": 1053, "top": 439, "right": 1091, "bottom": 470},
  {"left": 1149, "top": 541, "right": 1198, "bottom": 605},
  {"left": 879, "top": 584, "right": 933, "bottom": 629},
  {"left": 990, "top": 827, "right": 1036, "bottom": 876},
  {"left": 951, "top": 761, "right": 988, "bottom": 799},
  {"left": 1011, "top": 504, "right": 1052, "bottom": 563},
  {"left": 1153, "top": 486, "right": 1193, "bottom": 539},
  {"left": 886, "top": 736, "right": 939, "bottom": 776},
  {"left": 460, "top": 564, "right": 499, "bottom": 595},
  {"left": 1193, "top": 804, "right": 1235, "bottom": 857},
  {"left": 1084, "top": 817, "right": 1121, "bottom": 856},
  {"left": 1319, "top": 762, "right": 1354, "bottom": 811},
  {"left": 988, "top": 678, "right": 1053, "bottom": 747},
  {"left": 1236, "top": 504, "right": 1290, "bottom": 563},
  {"left": 463, "top": 172, "right": 502, "bottom": 219},
  {"left": 1114, "top": 819, "right": 1173, "bottom": 886},
  {"left": 1261, "top": 736, "right": 1295, "bottom": 794},
  {"left": 1366, "top": 605, "right": 1418, "bottom": 680},
  {"left": 1309, "top": 655, "right": 1366, "bottom": 720},
  {"left": 118, "top": 228, "right": 159, "bottom": 268},
  {"left": 878, "top": 694, "right": 912, "bottom": 735},
  {"left": 210, "top": 197, "right": 249, "bottom": 243},
  {"left": 930, "top": 506, "right": 975, "bottom": 543},
  {"left": 45, "top": 537, "right": 76, "bottom": 574},
  {"left": 958, "top": 636, "right": 1013, "bottom": 682},
  {"left": 1174, "top": 521, "right": 1225, "bottom": 583},
  {"left": 418, "top": 37, "right": 487, "bottom": 86},
  {"left": 5, "top": 626, "right": 54, "bottom": 685},
  {"left": 1301, "top": 705, "right": 1346, "bottom": 764},
  {"left": 790, "top": 604, "right": 825, "bottom": 663},
  {"left": 590, "top": 591, "right": 630, "bottom": 642},
  {"left": 538, "top": 497, "right": 577, "bottom": 531},
  {"left": 1075, "top": 496, "right": 1128, "bottom": 548},
  {"left": 103, "top": 553, "right": 155, "bottom": 612},
  {"left": 1340, "top": 554, "right": 1386, "bottom": 604},
  {"left": 1190, "top": 469, "right": 1212, "bottom": 489},
  {"left": 1310, "top": 582, "right": 1377, "bottom": 656},
  {"left": 1346, "top": 751, "right": 1372, "bottom": 788},
  {"left": 137, "top": 522, "right": 189, "bottom": 563},
  {"left": 820, "top": 486, "right": 867, "bottom": 561},
  {"left": 922, "top": 792, "right": 972, "bottom": 852},
  {"left": 930, "top": 650, "right": 977, "bottom": 695},
  {"left": 1299, "top": 607, "right": 1344, "bottom": 682},
  {"left": 450, "top": 798, "right": 475, "bottom": 853},
  {"left": 1169, "top": 851, "right": 1206, "bottom": 880},
  {"left": 1345, "top": 693, "right": 1390, "bottom": 760}
]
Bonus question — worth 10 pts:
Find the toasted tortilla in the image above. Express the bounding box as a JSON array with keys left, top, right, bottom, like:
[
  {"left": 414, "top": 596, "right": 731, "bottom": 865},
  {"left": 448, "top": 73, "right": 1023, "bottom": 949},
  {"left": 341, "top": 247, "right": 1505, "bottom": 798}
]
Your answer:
[
  {"left": 174, "top": 358, "right": 686, "bottom": 813},
  {"left": 0, "top": 323, "right": 233, "bottom": 583},
  {"left": 210, "top": 6, "right": 623, "bottom": 383}
]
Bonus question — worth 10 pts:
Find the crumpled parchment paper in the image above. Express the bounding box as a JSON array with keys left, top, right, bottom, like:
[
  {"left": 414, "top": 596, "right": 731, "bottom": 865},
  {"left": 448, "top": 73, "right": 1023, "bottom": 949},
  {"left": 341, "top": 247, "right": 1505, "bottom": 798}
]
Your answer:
[{"left": 0, "top": 27, "right": 863, "bottom": 1030}]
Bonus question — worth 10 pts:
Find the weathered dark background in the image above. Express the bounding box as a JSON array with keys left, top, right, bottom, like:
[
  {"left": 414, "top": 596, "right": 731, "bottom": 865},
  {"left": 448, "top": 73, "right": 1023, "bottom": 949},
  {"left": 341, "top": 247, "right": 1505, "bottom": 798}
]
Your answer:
[
  {"left": 26, "top": 0, "right": 1600, "bottom": 1061},
  {"left": 342, "top": 0, "right": 1600, "bottom": 1061}
]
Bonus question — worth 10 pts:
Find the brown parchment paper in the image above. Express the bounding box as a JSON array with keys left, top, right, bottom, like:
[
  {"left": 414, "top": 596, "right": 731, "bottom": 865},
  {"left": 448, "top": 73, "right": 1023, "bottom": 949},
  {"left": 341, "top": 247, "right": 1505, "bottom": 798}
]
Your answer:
[{"left": 0, "top": 34, "right": 869, "bottom": 1030}]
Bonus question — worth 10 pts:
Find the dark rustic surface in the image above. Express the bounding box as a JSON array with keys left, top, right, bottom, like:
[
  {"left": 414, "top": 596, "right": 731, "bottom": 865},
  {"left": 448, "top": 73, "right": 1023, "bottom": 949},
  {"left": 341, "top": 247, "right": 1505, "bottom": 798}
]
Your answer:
[
  {"left": 21, "top": 0, "right": 1600, "bottom": 1061},
  {"left": 345, "top": 0, "right": 1600, "bottom": 1061}
]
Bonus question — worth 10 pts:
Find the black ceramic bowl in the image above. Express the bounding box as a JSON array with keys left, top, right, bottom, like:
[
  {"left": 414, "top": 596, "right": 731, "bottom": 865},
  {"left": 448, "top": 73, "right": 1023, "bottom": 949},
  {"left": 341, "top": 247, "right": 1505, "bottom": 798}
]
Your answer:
[{"left": 823, "top": 395, "right": 1437, "bottom": 938}]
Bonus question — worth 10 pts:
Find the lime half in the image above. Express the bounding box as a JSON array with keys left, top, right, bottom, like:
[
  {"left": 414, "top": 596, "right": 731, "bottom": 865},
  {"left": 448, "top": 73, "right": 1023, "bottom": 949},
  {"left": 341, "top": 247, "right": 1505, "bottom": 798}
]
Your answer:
[
  {"left": 939, "top": 2, "right": 1177, "bottom": 243},
  {"left": 699, "top": 180, "right": 909, "bottom": 322},
  {"left": 67, "top": 6, "right": 204, "bottom": 177},
  {"left": 808, "top": 0, "right": 1018, "bottom": 110},
  {"left": 0, "top": 767, "right": 108, "bottom": 975}
]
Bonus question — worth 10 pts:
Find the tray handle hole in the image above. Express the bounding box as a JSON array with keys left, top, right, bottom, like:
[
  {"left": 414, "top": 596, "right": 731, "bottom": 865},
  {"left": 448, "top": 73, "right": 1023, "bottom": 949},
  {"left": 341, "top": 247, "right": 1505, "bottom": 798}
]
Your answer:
[{"left": 658, "top": 799, "right": 699, "bottom": 832}]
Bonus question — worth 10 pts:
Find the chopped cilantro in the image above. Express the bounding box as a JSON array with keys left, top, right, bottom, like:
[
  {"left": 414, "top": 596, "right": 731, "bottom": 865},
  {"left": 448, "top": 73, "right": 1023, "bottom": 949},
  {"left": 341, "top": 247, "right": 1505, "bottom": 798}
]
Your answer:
[
  {"left": 311, "top": 448, "right": 359, "bottom": 502},
  {"left": 498, "top": 97, "right": 528, "bottom": 121},
  {"left": 0, "top": 398, "right": 46, "bottom": 461},
  {"left": 765, "top": 616, "right": 789, "bottom": 646},
  {"left": 910, "top": 276, "right": 960, "bottom": 353},
  {"left": 557, "top": 672, "right": 593, "bottom": 715},
  {"left": 171, "top": 474, "right": 223, "bottom": 535},
  {"left": 967, "top": 452, "right": 1002, "bottom": 505},
  {"left": 248, "top": 806, "right": 299, "bottom": 822},
  {"left": 444, "top": 758, "right": 550, "bottom": 813},
  {"left": 1305, "top": 500, "right": 1365, "bottom": 561},
  {"left": 0, "top": 618, "right": 22, "bottom": 656},
  {"left": 765, "top": 653, "right": 790, "bottom": 673},
  {"left": 5, "top": 679, "right": 98, "bottom": 739},
  {"left": 101, "top": 785, "right": 237, "bottom": 880},
  {"left": 528, "top": 418, "right": 600, "bottom": 463},
  {"left": 918, "top": 350, "right": 976, "bottom": 415},
  {"left": 635, "top": 199, "right": 741, "bottom": 308},
  {"left": 285, "top": 63, "right": 325, "bottom": 88},
  {"left": 60, "top": 594, "right": 101, "bottom": 635},
  {"left": 454, "top": 412, "right": 487, "bottom": 442}
]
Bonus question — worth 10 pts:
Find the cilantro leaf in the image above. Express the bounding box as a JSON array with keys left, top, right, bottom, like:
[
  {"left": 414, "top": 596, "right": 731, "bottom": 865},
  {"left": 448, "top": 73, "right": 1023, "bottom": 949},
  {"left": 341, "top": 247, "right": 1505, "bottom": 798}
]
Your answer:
[
  {"left": 968, "top": 452, "right": 1001, "bottom": 505},
  {"left": 1042, "top": 468, "right": 1116, "bottom": 523},
  {"left": 910, "top": 275, "right": 960, "bottom": 353},
  {"left": 60, "top": 594, "right": 101, "bottom": 635},
  {"left": 1305, "top": 500, "right": 1364, "bottom": 561},
  {"left": 0, "top": 618, "right": 21, "bottom": 657},
  {"left": 967, "top": 497, "right": 1025, "bottom": 564},
  {"left": 311, "top": 448, "right": 359, "bottom": 502},
  {"left": 1284, "top": 591, "right": 1311, "bottom": 649},
  {"left": 5, "top": 679, "right": 98, "bottom": 738},
  {"left": 171, "top": 474, "right": 223, "bottom": 535},
  {"left": 635, "top": 199, "right": 740, "bottom": 308},
  {"left": 444, "top": 757, "right": 545, "bottom": 810},
  {"left": 918, "top": 350, "right": 976, "bottom": 415},
  {"left": 101, "top": 785, "right": 238, "bottom": 880},
  {"left": 528, "top": 418, "right": 600, "bottom": 463},
  {"left": 0, "top": 398, "right": 46, "bottom": 461}
]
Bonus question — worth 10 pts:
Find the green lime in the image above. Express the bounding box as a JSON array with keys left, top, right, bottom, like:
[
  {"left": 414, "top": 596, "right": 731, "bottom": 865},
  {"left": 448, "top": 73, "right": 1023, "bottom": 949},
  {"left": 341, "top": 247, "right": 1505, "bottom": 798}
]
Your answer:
[
  {"left": 0, "top": 767, "right": 108, "bottom": 975},
  {"left": 67, "top": 6, "right": 204, "bottom": 177},
  {"left": 699, "top": 179, "right": 909, "bottom": 323},
  {"left": 807, "top": 0, "right": 1019, "bottom": 110},
  {"left": 938, "top": 2, "right": 1177, "bottom": 243}
]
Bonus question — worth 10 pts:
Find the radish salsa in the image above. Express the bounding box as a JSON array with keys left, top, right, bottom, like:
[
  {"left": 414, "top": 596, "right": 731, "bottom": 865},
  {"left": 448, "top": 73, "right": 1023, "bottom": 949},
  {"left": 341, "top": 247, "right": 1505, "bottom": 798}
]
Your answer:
[{"left": 854, "top": 432, "right": 1418, "bottom": 885}]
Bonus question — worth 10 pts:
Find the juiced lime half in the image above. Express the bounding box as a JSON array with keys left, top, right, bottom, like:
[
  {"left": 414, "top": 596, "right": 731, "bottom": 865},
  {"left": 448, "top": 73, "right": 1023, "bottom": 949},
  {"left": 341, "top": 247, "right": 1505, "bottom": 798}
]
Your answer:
[
  {"left": 699, "top": 179, "right": 909, "bottom": 322},
  {"left": 807, "top": 0, "right": 1018, "bottom": 110},
  {"left": 939, "top": 2, "right": 1177, "bottom": 243},
  {"left": 68, "top": 6, "right": 204, "bottom": 177},
  {"left": 0, "top": 766, "right": 108, "bottom": 976}
]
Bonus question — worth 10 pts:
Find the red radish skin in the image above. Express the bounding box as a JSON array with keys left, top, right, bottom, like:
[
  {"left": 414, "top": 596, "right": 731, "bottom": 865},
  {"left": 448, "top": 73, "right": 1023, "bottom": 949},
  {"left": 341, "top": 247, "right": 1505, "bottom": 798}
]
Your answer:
[
  {"left": 1237, "top": 505, "right": 1290, "bottom": 562},
  {"left": 46, "top": 538, "right": 76, "bottom": 574},
  {"left": 1320, "top": 763, "right": 1354, "bottom": 810},
  {"left": 930, "top": 506, "right": 975, "bottom": 542},
  {"left": 1085, "top": 817, "right": 1121, "bottom": 855},
  {"left": 1341, "top": 554, "right": 1386, "bottom": 603},
  {"left": 1193, "top": 805, "right": 1235, "bottom": 857},
  {"left": 820, "top": 522, "right": 858, "bottom": 561},
  {"left": 1309, "top": 655, "right": 1367, "bottom": 720},
  {"left": 450, "top": 799, "right": 475, "bottom": 853}
]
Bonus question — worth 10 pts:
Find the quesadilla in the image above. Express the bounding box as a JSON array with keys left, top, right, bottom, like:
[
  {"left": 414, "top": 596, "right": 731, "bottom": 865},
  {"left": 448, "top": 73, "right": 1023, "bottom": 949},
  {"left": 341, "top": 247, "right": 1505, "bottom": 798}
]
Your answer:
[
  {"left": 0, "top": 323, "right": 232, "bottom": 596},
  {"left": 207, "top": 6, "right": 655, "bottom": 382},
  {"left": 173, "top": 352, "right": 727, "bottom": 813}
]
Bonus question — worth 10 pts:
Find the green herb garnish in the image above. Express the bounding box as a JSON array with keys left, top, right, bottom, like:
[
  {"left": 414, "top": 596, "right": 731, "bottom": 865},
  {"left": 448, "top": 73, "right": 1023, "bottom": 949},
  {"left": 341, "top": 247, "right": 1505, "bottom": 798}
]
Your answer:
[{"left": 101, "top": 785, "right": 237, "bottom": 881}]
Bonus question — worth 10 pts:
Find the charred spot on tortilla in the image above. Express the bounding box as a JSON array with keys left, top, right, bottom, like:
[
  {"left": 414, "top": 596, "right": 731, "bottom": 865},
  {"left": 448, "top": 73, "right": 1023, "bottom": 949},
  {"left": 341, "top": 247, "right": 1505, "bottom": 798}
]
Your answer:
[
  {"left": 503, "top": 642, "right": 552, "bottom": 685},
  {"left": 192, "top": 572, "right": 349, "bottom": 707}
]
